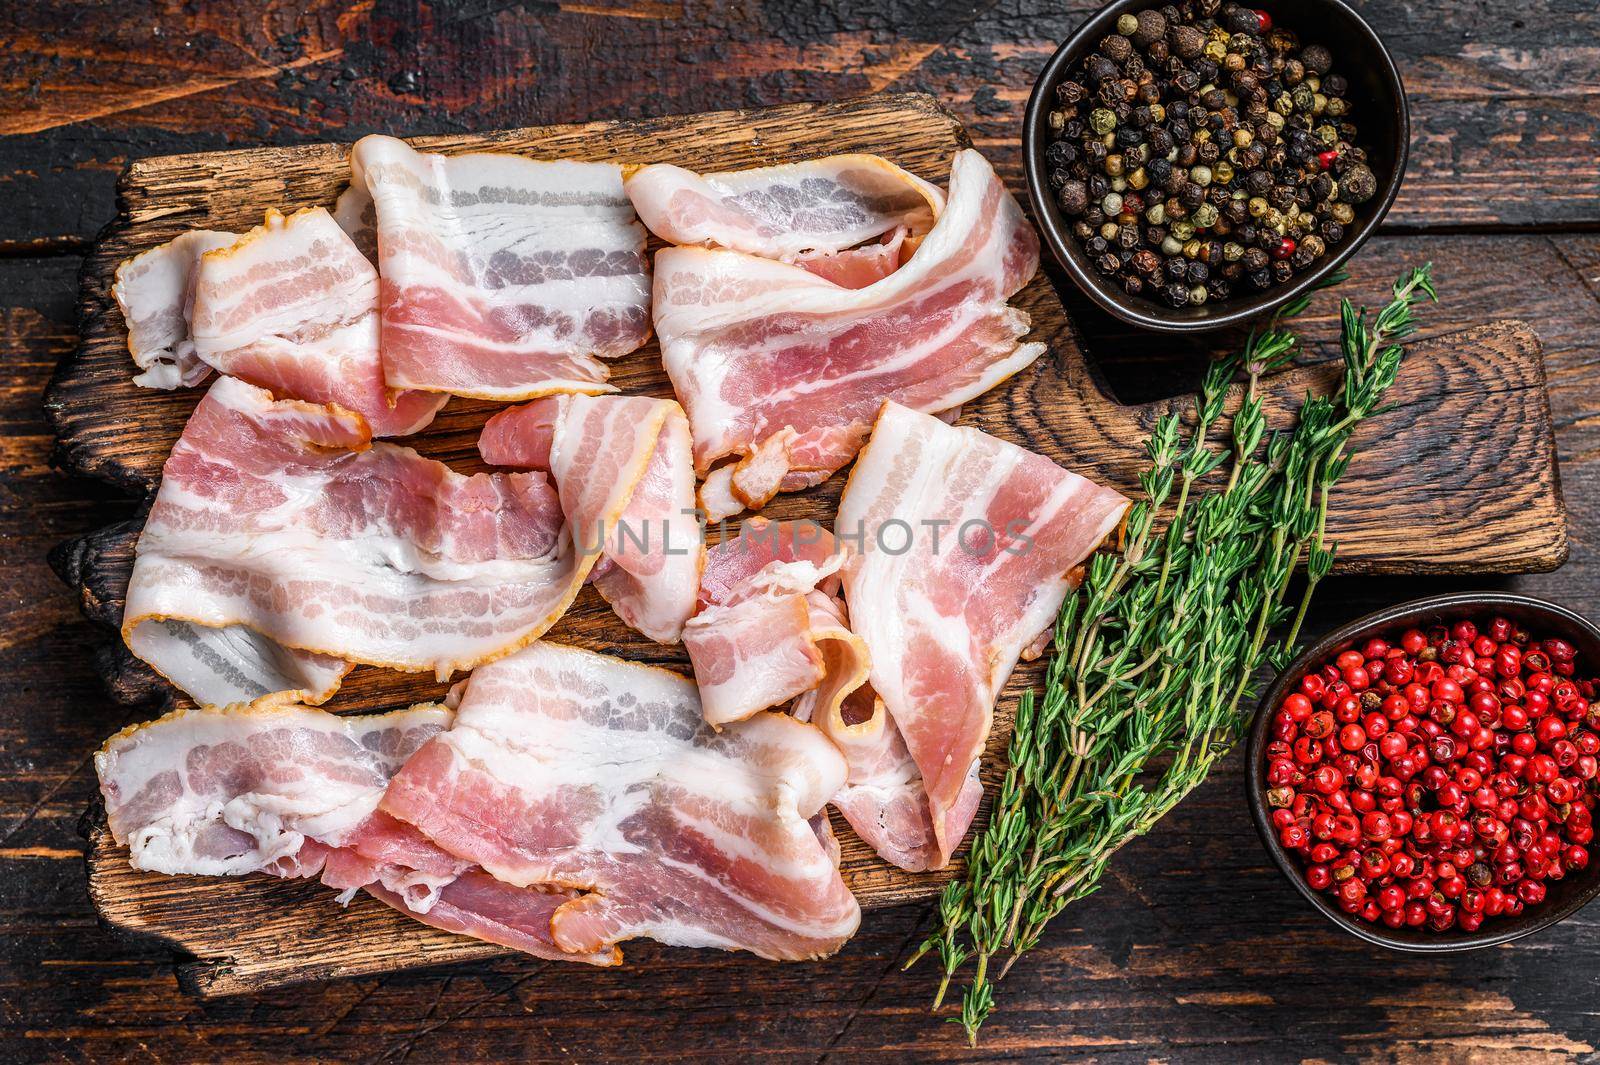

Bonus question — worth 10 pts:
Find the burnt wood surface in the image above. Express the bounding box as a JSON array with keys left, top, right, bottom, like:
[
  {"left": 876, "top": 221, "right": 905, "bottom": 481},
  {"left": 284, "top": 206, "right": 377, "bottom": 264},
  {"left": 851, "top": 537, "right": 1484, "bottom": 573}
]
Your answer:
[{"left": 5, "top": 1, "right": 1600, "bottom": 1061}]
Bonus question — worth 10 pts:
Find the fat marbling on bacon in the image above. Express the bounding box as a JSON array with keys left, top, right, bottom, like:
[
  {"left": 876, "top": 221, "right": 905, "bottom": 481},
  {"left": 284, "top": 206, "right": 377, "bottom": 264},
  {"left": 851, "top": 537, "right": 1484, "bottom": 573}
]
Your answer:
[
  {"left": 648, "top": 149, "right": 1045, "bottom": 519},
  {"left": 95, "top": 700, "right": 618, "bottom": 964},
  {"left": 626, "top": 154, "right": 943, "bottom": 262},
  {"left": 121, "top": 375, "right": 675, "bottom": 706},
  {"left": 380, "top": 640, "right": 862, "bottom": 961},
  {"left": 480, "top": 394, "right": 702, "bottom": 644},
  {"left": 349, "top": 134, "right": 651, "bottom": 400},
  {"left": 834, "top": 402, "right": 1130, "bottom": 868},
  {"left": 187, "top": 207, "right": 447, "bottom": 437},
  {"left": 682, "top": 517, "right": 868, "bottom": 727},
  {"left": 112, "top": 229, "right": 239, "bottom": 389}
]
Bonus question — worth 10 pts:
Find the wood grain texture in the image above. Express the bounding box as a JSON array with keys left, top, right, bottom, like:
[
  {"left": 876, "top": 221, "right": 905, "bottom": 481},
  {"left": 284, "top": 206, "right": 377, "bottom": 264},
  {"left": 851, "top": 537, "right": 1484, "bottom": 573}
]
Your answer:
[{"left": 43, "top": 92, "right": 1569, "bottom": 996}]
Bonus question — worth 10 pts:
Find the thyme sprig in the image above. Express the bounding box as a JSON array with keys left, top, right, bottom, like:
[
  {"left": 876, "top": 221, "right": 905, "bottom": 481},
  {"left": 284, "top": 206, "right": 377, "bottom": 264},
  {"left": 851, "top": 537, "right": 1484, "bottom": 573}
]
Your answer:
[{"left": 909, "top": 266, "right": 1437, "bottom": 1044}]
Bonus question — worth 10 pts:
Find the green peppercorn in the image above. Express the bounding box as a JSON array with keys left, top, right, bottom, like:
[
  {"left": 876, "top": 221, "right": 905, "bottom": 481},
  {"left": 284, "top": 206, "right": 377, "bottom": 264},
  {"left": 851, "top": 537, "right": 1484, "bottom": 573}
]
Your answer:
[
  {"left": 1100, "top": 221, "right": 1120, "bottom": 239},
  {"left": 1190, "top": 165, "right": 1214, "bottom": 187},
  {"left": 1301, "top": 234, "right": 1326, "bottom": 257},
  {"left": 1161, "top": 235, "right": 1184, "bottom": 256},
  {"left": 1325, "top": 97, "right": 1348, "bottom": 117},
  {"left": 1182, "top": 238, "right": 1202, "bottom": 259},
  {"left": 1189, "top": 284, "right": 1208, "bottom": 305},
  {"left": 1170, "top": 220, "right": 1195, "bottom": 242},
  {"left": 1247, "top": 196, "right": 1269, "bottom": 217},
  {"left": 1090, "top": 108, "right": 1117, "bottom": 134},
  {"left": 1116, "top": 12, "right": 1139, "bottom": 35},
  {"left": 1128, "top": 167, "right": 1149, "bottom": 190},
  {"left": 1232, "top": 127, "right": 1253, "bottom": 148},
  {"left": 1145, "top": 201, "right": 1166, "bottom": 225},
  {"left": 1213, "top": 161, "right": 1234, "bottom": 184},
  {"left": 1223, "top": 241, "right": 1244, "bottom": 261},
  {"left": 1193, "top": 202, "right": 1219, "bottom": 228}
]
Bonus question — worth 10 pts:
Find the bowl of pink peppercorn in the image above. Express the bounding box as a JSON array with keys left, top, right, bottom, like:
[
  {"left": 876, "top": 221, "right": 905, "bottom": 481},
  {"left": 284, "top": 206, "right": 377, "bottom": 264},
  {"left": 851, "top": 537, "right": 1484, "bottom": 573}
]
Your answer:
[{"left": 1247, "top": 592, "right": 1600, "bottom": 951}]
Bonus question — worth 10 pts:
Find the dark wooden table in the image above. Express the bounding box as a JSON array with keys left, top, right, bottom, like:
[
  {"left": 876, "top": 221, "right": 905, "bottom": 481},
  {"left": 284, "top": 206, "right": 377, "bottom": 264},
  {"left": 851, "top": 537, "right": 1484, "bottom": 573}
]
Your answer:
[{"left": 4, "top": 2, "right": 1599, "bottom": 1060}]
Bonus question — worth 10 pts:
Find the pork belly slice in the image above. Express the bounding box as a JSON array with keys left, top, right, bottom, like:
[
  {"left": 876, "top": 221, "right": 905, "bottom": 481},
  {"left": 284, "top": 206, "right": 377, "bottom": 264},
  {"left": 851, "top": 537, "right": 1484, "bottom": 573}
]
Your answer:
[
  {"left": 350, "top": 134, "right": 651, "bottom": 400},
  {"left": 122, "top": 375, "right": 664, "bottom": 706},
  {"left": 112, "top": 229, "right": 238, "bottom": 389},
  {"left": 95, "top": 700, "right": 616, "bottom": 965},
  {"left": 188, "top": 206, "right": 446, "bottom": 437},
  {"left": 626, "top": 154, "right": 943, "bottom": 261},
  {"left": 480, "top": 394, "right": 702, "bottom": 644},
  {"left": 381, "top": 640, "right": 862, "bottom": 961},
  {"left": 834, "top": 402, "right": 1130, "bottom": 868},
  {"left": 683, "top": 517, "right": 866, "bottom": 728},
  {"left": 651, "top": 149, "right": 1044, "bottom": 519}
]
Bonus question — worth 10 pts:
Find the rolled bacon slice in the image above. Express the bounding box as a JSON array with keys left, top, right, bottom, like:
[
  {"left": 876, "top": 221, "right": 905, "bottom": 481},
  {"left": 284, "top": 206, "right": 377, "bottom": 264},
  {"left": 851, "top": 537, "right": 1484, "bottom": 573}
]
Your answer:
[
  {"left": 835, "top": 402, "right": 1129, "bottom": 868},
  {"left": 380, "top": 640, "right": 861, "bottom": 961},
  {"left": 350, "top": 134, "right": 651, "bottom": 400},
  {"left": 683, "top": 517, "right": 866, "bottom": 726},
  {"left": 651, "top": 149, "right": 1044, "bottom": 519},
  {"left": 187, "top": 207, "right": 446, "bottom": 437},
  {"left": 121, "top": 375, "right": 658, "bottom": 706},
  {"left": 95, "top": 700, "right": 616, "bottom": 965},
  {"left": 112, "top": 229, "right": 238, "bottom": 389},
  {"left": 625, "top": 154, "right": 943, "bottom": 261},
  {"left": 480, "top": 394, "right": 702, "bottom": 644}
]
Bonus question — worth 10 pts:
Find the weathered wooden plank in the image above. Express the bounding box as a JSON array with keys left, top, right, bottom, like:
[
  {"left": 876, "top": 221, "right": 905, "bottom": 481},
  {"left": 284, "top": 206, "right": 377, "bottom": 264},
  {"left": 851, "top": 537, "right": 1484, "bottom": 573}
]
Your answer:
[{"left": 3, "top": 0, "right": 1597, "bottom": 248}]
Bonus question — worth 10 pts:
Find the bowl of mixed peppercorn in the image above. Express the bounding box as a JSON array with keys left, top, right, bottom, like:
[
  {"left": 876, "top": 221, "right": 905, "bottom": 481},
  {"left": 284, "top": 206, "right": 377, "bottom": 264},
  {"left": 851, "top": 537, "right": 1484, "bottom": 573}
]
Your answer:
[
  {"left": 1247, "top": 594, "right": 1600, "bottom": 952},
  {"left": 1024, "top": 0, "right": 1407, "bottom": 331}
]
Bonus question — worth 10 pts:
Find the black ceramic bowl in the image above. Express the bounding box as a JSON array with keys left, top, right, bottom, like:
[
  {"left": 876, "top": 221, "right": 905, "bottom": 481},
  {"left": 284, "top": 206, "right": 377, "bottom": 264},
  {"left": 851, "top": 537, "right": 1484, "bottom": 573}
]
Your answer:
[
  {"left": 1024, "top": 0, "right": 1409, "bottom": 333},
  {"left": 1246, "top": 593, "right": 1600, "bottom": 952}
]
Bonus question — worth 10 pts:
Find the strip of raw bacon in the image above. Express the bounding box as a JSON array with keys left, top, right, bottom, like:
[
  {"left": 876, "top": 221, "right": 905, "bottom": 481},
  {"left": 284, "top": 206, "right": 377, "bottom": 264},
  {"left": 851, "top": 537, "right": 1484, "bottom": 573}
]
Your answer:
[
  {"left": 480, "top": 394, "right": 701, "bottom": 643},
  {"left": 381, "top": 640, "right": 861, "bottom": 961},
  {"left": 96, "top": 700, "right": 616, "bottom": 964},
  {"left": 121, "top": 375, "right": 655, "bottom": 705},
  {"left": 684, "top": 518, "right": 863, "bottom": 726},
  {"left": 96, "top": 700, "right": 451, "bottom": 877},
  {"left": 625, "top": 155, "right": 943, "bottom": 260},
  {"left": 834, "top": 402, "right": 1129, "bottom": 867},
  {"left": 113, "top": 229, "right": 237, "bottom": 389},
  {"left": 351, "top": 135, "right": 650, "bottom": 400},
  {"left": 651, "top": 149, "right": 1044, "bottom": 519},
  {"left": 185, "top": 207, "right": 446, "bottom": 437}
]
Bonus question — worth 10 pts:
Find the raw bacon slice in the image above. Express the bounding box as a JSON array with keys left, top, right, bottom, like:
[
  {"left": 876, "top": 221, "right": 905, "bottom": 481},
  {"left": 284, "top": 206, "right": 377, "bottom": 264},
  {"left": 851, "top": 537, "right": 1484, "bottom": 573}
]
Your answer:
[
  {"left": 96, "top": 700, "right": 615, "bottom": 964},
  {"left": 188, "top": 207, "right": 446, "bottom": 437},
  {"left": 121, "top": 376, "right": 637, "bottom": 705},
  {"left": 96, "top": 700, "right": 451, "bottom": 877},
  {"left": 381, "top": 640, "right": 861, "bottom": 961},
  {"left": 625, "top": 155, "right": 943, "bottom": 260},
  {"left": 683, "top": 517, "right": 864, "bottom": 726},
  {"left": 834, "top": 402, "right": 1129, "bottom": 867},
  {"left": 652, "top": 149, "right": 1045, "bottom": 514},
  {"left": 351, "top": 134, "right": 651, "bottom": 400},
  {"left": 480, "top": 394, "right": 702, "bottom": 643},
  {"left": 113, "top": 229, "right": 237, "bottom": 389}
]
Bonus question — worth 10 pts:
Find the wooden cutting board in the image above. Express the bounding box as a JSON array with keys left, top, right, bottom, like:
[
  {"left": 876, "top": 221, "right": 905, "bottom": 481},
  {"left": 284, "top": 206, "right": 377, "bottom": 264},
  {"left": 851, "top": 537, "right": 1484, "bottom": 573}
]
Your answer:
[{"left": 47, "top": 92, "right": 1566, "bottom": 998}]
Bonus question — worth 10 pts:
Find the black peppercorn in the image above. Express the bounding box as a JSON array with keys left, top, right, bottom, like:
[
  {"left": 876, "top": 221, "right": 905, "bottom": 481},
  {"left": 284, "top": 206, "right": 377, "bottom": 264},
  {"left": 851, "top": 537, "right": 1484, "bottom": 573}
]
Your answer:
[
  {"left": 1165, "top": 257, "right": 1189, "bottom": 281},
  {"left": 1057, "top": 181, "right": 1089, "bottom": 215},
  {"left": 1207, "top": 277, "right": 1233, "bottom": 301},
  {"left": 1242, "top": 246, "right": 1269, "bottom": 272},
  {"left": 1170, "top": 24, "right": 1204, "bottom": 58},
  {"left": 1133, "top": 8, "right": 1167, "bottom": 46},
  {"left": 1132, "top": 249, "right": 1162, "bottom": 274},
  {"left": 1116, "top": 125, "right": 1146, "bottom": 147},
  {"left": 1320, "top": 220, "right": 1344, "bottom": 244},
  {"left": 1341, "top": 163, "right": 1378, "bottom": 203},
  {"left": 1101, "top": 33, "right": 1134, "bottom": 62},
  {"left": 1096, "top": 252, "right": 1122, "bottom": 275},
  {"left": 1085, "top": 235, "right": 1109, "bottom": 256},
  {"left": 1300, "top": 44, "right": 1332, "bottom": 75},
  {"left": 1163, "top": 282, "right": 1191, "bottom": 307},
  {"left": 1124, "top": 275, "right": 1144, "bottom": 295},
  {"left": 1056, "top": 80, "right": 1088, "bottom": 106},
  {"left": 1249, "top": 269, "right": 1273, "bottom": 289},
  {"left": 1186, "top": 260, "right": 1210, "bottom": 284}
]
